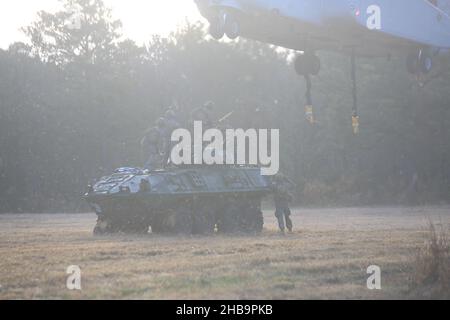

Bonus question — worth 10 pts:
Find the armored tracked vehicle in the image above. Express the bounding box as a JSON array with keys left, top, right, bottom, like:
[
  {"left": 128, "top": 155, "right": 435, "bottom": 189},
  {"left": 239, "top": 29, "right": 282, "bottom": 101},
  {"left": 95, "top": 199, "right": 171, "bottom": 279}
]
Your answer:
[{"left": 84, "top": 166, "right": 272, "bottom": 235}]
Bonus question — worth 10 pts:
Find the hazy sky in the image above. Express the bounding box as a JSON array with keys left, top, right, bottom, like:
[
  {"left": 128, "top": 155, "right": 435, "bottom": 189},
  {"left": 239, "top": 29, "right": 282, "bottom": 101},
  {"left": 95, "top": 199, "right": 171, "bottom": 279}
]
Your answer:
[{"left": 0, "top": 0, "right": 204, "bottom": 49}]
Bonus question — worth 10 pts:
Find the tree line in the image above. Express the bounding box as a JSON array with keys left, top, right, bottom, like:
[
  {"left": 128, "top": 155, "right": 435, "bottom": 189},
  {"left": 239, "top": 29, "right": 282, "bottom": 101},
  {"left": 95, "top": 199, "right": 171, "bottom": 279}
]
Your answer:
[{"left": 1, "top": 0, "right": 449, "bottom": 213}]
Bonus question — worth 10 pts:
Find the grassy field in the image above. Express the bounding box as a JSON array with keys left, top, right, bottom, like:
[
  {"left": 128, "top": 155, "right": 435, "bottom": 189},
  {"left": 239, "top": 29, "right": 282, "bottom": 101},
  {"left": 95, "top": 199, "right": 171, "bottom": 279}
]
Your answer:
[{"left": 0, "top": 207, "right": 449, "bottom": 300}]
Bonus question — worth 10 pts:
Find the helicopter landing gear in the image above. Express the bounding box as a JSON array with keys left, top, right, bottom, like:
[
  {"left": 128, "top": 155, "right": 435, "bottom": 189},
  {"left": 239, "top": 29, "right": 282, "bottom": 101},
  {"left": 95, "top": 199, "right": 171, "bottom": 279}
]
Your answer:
[
  {"left": 224, "top": 13, "right": 240, "bottom": 39},
  {"left": 295, "top": 53, "right": 321, "bottom": 124},
  {"left": 208, "top": 10, "right": 240, "bottom": 40},
  {"left": 407, "top": 49, "right": 433, "bottom": 75},
  {"left": 407, "top": 49, "right": 434, "bottom": 88},
  {"left": 209, "top": 19, "right": 225, "bottom": 40}
]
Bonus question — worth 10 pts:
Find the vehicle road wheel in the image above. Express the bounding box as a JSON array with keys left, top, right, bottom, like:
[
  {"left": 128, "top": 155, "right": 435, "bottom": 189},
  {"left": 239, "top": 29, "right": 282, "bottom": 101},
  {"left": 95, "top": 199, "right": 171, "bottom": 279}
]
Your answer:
[
  {"left": 173, "top": 207, "right": 193, "bottom": 234},
  {"left": 126, "top": 219, "right": 149, "bottom": 234},
  {"left": 246, "top": 209, "right": 263, "bottom": 234},
  {"left": 93, "top": 216, "right": 121, "bottom": 235},
  {"left": 406, "top": 52, "right": 419, "bottom": 74},
  {"left": 164, "top": 206, "right": 193, "bottom": 235},
  {"left": 192, "top": 205, "right": 216, "bottom": 235},
  {"left": 419, "top": 52, "right": 433, "bottom": 74},
  {"left": 218, "top": 202, "right": 241, "bottom": 233},
  {"left": 93, "top": 217, "right": 109, "bottom": 235},
  {"left": 150, "top": 215, "right": 165, "bottom": 234},
  {"left": 308, "top": 54, "right": 321, "bottom": 76},
  {"left": 239, "top": 201, "right": 263, "bottom": 233}
]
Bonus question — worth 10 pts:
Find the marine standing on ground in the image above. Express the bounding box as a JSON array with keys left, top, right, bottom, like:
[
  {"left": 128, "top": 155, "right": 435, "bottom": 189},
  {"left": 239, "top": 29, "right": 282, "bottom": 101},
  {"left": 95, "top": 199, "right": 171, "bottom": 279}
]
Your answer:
[{"left": 272, "top": 173, "right": 296, "bottom": 234}]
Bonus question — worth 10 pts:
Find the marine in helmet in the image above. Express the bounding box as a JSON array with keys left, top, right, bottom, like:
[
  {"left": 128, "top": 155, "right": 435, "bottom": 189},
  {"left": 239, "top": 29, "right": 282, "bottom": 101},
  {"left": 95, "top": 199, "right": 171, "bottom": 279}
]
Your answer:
[
  {"left": 161, "top": 108, "right": 182, "bottom": 166},
  {"left": 190, "top": 101, "right": 215, "bottom": 129},
  {"left": 271, "top": 173, "right": 296, "bottom": 234},
  {"left": 140, "top": 121, "right": 164, "bottom": 170},
  {"left": 165, "top": 108, "right": 181, "bottom": 131}
]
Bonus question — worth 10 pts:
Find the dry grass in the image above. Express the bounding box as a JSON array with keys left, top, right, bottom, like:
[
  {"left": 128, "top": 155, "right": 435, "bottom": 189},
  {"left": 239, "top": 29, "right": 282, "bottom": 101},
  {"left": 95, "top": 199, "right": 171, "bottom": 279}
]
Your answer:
[
  {"left": 409, "top": 221, "right": 450, "bottom": 299},
  {"left": 0, "top": 207, "right": 449, "bottom": 300}
]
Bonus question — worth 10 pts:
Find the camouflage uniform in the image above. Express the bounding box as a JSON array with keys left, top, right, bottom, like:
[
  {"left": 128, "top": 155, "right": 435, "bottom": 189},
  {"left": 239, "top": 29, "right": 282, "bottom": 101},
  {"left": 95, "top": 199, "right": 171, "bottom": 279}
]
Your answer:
[
  {"left": 272, "top": 174, "right": 294, "bottom": 233},
  {"left": 161, "top": 110, "right": 181, "bottom": 166},
  {"left": 141, "top": 126, "right": 163, "bottom": 170},
  {"left": 190, "top": 101, "right": 215, "bottom": 129}
]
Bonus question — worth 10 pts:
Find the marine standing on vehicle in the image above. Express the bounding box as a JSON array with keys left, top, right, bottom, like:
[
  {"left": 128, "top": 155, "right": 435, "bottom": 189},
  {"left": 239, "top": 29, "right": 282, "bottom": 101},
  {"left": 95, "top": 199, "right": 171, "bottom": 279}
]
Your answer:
[
  {"left": 161, "top": 109, "right": 182, "bottom": 167},
  {"left": 141, "top": 119, "right": 165, "bottom": 170},
  {"left": 190, "top": 101, "right": 215, "bottom": 129}
]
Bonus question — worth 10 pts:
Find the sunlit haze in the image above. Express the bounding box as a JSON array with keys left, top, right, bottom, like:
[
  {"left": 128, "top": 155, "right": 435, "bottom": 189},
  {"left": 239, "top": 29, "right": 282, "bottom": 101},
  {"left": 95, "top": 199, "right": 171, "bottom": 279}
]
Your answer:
[{"left": 0, "top": 0, "right": 204, "bottom": 49}]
